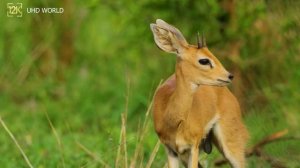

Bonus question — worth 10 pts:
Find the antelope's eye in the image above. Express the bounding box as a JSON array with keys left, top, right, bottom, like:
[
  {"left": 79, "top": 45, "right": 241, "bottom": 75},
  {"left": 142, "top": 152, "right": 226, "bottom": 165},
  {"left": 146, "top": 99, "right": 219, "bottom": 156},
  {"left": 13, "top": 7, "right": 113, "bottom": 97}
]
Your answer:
[{"left": 198, "top": 59, "right": 210, "bottom": 65}]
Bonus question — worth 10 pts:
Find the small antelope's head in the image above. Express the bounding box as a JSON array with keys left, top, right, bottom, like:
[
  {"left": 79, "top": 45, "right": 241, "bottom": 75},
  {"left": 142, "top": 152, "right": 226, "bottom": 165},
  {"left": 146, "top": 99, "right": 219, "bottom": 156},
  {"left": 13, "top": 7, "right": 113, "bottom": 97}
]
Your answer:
[{"left": 150, "top": 19, "right": 233, "bottom": 87}]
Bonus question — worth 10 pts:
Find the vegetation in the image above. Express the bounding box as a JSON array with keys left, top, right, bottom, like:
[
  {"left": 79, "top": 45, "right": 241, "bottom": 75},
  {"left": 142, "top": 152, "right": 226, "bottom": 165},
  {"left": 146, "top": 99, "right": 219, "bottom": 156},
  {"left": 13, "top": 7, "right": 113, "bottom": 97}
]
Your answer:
[{"left": 0, "top": 0, "right": 299, "bottom": 167}]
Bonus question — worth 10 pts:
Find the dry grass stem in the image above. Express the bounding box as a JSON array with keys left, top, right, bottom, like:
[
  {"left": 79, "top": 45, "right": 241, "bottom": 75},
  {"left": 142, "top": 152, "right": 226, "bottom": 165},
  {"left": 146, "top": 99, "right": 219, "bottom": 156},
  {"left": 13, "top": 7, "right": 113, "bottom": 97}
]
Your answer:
[
  {"left": 145, "top": 140, "right": 161, "bottom": 168},
  {"left": 0, "top": 116, "right": 34, "bottom": 168},
  {"left": 130, "top": 80, "right": 163, "bottom": 168},
  {"left": 44, "top": 110, "right": 65, "bottom": 168},
  {"left": 116, "top": 77, "right": 130, "bottom": 168}
]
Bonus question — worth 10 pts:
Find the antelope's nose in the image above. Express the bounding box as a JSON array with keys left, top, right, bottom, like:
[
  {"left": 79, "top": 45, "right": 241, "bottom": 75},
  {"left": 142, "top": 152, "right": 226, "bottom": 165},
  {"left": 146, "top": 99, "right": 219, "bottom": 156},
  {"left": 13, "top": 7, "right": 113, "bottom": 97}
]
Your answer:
[{"left": 228, "top": 74, "right": 234, "bottom": 80}]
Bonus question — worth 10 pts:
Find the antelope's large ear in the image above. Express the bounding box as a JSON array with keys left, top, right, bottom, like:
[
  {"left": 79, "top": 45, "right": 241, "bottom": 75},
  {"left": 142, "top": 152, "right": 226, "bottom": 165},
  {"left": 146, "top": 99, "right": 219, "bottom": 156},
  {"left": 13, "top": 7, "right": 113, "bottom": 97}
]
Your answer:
[{"left": 150, "top": 19, "right": 189, "bottom": 54}]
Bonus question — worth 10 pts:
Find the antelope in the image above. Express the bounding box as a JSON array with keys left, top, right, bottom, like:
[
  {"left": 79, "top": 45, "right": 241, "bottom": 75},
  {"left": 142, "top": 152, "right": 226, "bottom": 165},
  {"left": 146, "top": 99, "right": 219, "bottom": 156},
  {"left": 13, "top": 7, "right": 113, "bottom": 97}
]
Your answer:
[{"left": 150, "top": 19, "right": 249, "bottom": 168}]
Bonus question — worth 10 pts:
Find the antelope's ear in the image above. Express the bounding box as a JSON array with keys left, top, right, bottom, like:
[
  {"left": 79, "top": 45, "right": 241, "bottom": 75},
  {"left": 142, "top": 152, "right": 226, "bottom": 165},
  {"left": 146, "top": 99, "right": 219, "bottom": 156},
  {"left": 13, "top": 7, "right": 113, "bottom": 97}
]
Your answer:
[{"left": 150, "top": 19, "right": 188, "bottom": 54}]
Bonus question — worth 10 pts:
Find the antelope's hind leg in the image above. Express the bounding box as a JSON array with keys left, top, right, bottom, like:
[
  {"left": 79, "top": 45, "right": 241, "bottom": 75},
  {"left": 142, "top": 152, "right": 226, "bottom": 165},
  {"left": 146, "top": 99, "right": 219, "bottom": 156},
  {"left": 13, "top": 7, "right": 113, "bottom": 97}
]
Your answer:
[{"left": 213, "top": 121, "right": 248, "bottom": 168}]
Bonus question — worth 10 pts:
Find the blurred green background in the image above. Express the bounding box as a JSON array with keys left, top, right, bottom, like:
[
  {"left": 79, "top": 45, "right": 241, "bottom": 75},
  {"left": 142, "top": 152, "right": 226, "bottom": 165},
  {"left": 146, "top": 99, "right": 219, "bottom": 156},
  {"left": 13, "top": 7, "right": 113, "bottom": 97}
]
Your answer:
[{"left": 1, "top": 0, "right": 300, "bottom": 167}]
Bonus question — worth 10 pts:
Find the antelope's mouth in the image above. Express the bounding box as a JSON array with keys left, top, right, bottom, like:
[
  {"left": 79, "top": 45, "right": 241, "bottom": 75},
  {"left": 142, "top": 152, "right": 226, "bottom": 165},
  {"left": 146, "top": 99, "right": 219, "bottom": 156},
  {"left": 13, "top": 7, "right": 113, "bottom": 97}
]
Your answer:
[{"left": 217, "top": 79, "right": 231, "bottom": 84}]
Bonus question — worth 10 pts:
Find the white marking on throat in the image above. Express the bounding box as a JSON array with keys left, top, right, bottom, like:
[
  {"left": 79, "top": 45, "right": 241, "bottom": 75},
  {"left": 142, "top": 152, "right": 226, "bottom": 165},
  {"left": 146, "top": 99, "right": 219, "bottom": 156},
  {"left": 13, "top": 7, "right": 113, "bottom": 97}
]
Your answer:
[{"left": 190, "top": 82, "right": 199, "bottom": 92}]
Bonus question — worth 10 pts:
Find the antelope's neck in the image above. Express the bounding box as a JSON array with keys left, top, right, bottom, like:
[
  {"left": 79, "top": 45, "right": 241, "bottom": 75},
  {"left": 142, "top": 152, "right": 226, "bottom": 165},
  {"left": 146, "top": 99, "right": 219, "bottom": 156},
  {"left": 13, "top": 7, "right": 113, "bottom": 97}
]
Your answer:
[{"left": 166, "top": 61, "right": 197, "bottom": 124}]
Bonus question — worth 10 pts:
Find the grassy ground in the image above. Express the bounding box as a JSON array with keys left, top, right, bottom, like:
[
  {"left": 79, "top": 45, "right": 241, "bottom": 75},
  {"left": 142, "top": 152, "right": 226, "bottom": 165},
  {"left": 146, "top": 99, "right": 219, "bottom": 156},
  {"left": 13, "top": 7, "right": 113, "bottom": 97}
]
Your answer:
[{"left": 0, "top": 68, "right": 300, "bottom": 167}]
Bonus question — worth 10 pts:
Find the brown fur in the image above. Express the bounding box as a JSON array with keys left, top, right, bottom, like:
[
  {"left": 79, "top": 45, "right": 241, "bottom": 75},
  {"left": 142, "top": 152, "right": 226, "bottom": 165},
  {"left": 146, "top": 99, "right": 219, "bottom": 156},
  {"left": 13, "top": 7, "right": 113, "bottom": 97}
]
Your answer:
[{"left": 150, "top": 19, "right": 249, "bottom": 168}]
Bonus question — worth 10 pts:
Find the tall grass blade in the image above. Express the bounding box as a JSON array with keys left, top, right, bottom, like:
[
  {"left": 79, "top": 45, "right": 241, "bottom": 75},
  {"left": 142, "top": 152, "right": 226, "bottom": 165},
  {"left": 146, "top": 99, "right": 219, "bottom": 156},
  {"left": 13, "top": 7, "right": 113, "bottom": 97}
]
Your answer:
[{"left": 0, "top": 116, "right": 34, "bottom": 168}]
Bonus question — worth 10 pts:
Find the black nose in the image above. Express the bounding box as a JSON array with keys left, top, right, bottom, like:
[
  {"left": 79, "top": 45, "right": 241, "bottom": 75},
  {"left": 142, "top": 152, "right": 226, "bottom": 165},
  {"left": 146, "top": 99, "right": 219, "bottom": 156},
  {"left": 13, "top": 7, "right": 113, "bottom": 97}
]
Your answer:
[{"left": 228, "top": 74, "right": 234, "bottom": 80}]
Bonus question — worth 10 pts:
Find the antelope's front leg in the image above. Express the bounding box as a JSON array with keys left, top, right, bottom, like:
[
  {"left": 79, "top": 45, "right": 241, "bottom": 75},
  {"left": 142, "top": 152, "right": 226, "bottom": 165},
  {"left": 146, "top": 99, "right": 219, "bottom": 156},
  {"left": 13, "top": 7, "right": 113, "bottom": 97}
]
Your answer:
[
  {"left": 165, "top": 147, "right": 179, "bottom": 168},
  {"left": 188, "top": 145, "right": 199, "bottom": 168}
]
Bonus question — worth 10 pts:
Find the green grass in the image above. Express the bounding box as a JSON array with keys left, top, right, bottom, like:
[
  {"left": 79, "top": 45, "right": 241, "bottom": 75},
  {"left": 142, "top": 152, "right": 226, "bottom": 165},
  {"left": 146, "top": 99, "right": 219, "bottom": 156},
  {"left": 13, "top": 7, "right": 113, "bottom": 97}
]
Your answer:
[{"left": 0, "top": 69, "right": 299, "bottom": 167}]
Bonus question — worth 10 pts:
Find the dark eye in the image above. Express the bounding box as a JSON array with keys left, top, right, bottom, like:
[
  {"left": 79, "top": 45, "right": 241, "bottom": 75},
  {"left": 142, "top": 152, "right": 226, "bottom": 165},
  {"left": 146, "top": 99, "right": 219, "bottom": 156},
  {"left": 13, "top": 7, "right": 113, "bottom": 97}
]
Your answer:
[{"left": 198, "top": 59, "right": 210, "bottom": 65}]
